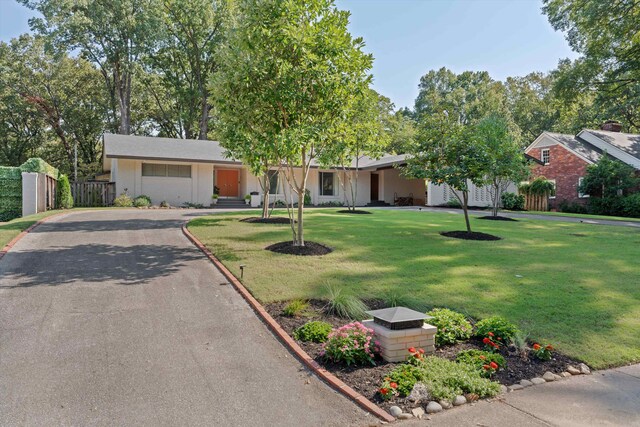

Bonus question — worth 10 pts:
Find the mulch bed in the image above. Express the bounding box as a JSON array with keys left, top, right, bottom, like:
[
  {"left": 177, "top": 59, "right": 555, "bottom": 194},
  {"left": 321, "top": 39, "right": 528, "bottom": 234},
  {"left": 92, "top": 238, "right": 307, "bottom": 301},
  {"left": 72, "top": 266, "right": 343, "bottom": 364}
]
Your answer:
[
  {"left": 265, "top": 241, "right": 333, "bottom": 256},
  {"left": 336, "top": 210, "right": 373, "bottom": 215},
  {"left": 264, "top": 299, "right": 581, "bottom": 413},
  {"left": 240, "top": 217, "right": 292, "bottom": 224},
  {"left": 440, "top": 230, "right": 502, "bottom": 241},
  {"left": 477, "top": 215, "right": 518, "bottom": 222}
]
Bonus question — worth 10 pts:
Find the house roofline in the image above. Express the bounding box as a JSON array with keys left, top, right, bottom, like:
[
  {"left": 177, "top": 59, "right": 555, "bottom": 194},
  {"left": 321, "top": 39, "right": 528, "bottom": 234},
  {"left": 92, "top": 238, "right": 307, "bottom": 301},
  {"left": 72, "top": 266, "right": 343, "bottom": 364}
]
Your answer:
[
  {"left": 525, "top": 131, "right": 596, "bottom": 165},
  {"left": 577, "top": 130, "right": 640, "bottom": 169}
]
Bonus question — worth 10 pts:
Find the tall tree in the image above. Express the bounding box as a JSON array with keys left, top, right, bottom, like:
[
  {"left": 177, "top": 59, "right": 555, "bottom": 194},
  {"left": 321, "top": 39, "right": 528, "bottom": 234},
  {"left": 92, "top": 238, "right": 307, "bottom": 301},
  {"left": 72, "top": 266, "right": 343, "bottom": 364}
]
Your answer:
[
  {"left": 23, "top": 0, "right": 162, "bottom": 135},
  {"left": 212, "top": 0, "right": 372, "bottom": 246},
  {"left": 149, "top": 0, "right": 228, "bottom": 139},
  {"left": 579, "top": 156, "right": 639, "bottom": 198},
  {"left": 543, "top": 0, "right": 640, "bottom": 131}
]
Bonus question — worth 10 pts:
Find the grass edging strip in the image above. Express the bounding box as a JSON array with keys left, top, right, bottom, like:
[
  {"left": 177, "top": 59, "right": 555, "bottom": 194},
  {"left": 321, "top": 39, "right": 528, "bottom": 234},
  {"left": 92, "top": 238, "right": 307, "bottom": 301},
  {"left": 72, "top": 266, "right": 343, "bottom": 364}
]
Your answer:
[
  {"left": 0, "top": 211, "right": 69, "bottom": 261},
  {"left": 181, "top": 223, "right": 395, "bottom": 423}
]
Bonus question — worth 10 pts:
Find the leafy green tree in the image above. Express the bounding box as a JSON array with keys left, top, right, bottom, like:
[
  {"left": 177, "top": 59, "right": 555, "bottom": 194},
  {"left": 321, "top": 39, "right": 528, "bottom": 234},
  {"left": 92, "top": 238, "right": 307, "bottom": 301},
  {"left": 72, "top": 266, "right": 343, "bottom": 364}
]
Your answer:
[
  {"left": 319, "top": 88, "right": 390, "bottom": 211},
  {"left": 473, "top": 114, "right": 527, "bottom": 216},
  {"left": 385, "top": 108, "right": 416, "bottom": 154},
  {"left": 23, "top": 0, "right": 163, "bottom": 135},
  {"left": 543, "top": 0, "right": 640, "bottom": 132},
  {"left": 149, "top": 0, "right": 228, "bottom": 139},
  {"left": 405, "top": 112, "right": 487, "bottom": 232},
  {"left": 579, "top": 156, "right": 639, "bottom": 198},
  {"left": 212, "top": 0, "right": 372, "bottom": 245}
]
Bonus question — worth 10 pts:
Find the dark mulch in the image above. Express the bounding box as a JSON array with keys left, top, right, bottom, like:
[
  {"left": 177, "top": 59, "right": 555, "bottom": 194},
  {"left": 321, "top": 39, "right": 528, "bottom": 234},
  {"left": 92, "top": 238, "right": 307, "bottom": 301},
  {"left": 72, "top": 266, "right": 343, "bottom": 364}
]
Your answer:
[
  {"left": 336, "top": 210, "right": 373, "bottom": 215},
  {"left": 440, "top": 230, "right": 502, "bottom": 241},
  {"left": 265, "top": 241, "right": 333, "bottom": 256},
  {"left": 240, "top": 216, "right": 292, "bottom": 224},
  {"left": 264, "top": 299, "right": 582, "bottom": 413},
  {"left": 477, "top": 215, "right": 518, "bottom": 222}
]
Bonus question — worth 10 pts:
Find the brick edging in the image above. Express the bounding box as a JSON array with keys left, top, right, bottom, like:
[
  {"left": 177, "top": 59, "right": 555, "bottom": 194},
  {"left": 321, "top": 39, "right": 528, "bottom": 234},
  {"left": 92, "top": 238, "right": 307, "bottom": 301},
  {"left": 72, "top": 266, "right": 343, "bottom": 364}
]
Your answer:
[
  {"left": 0, "top": 211, "right": 70, "bottom": 261},
  {"left": 181, "top": 223, "right": 395, "bottom": 423}
]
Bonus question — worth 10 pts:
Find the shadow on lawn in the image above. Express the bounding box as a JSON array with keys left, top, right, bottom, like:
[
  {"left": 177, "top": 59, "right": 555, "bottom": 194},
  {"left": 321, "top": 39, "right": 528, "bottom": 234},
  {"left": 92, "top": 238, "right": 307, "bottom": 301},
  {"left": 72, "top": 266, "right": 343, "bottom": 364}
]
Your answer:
[{"left": 0, "top": 243, "right": 202, "bottom": 288}]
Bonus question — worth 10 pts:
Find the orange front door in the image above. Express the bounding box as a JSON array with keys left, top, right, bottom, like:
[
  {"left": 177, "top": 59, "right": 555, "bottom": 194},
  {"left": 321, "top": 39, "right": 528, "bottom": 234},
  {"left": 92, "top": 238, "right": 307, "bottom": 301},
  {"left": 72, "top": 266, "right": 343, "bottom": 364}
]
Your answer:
[{"left": 217, "top": 169, "right": 239, "bottom": 197}]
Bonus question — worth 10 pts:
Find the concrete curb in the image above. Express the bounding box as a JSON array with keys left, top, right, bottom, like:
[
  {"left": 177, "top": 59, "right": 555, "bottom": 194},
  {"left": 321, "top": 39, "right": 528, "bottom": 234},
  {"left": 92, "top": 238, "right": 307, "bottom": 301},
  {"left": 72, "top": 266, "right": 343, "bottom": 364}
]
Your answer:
[
  {"left": 0, "top": 211, "right": 69, "bottom": 261},
  {"left": 181, "top": 223, "right": 396, "bottom": 424}
]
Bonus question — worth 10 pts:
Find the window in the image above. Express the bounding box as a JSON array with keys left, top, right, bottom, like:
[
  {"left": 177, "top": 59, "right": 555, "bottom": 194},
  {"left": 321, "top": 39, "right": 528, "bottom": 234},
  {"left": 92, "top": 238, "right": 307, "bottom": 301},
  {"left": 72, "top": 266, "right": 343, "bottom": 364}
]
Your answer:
[
  {"left": 268, "top": 170, "right": 279, "bottom": 194},
  {"left": 142, "top": 163, "right": 191, "bottom": 178},
  {"left": 578, "top": 177, "right": 589, "bottom": 198},
  {"left": 319, "top": 172, "right": 335, "bottom": 196},
  {"left": 541, "top": 148, "right": 550, "bottom": 165},
  {"left": 548, "top": 179, "right": 556, "bottom": 199}
]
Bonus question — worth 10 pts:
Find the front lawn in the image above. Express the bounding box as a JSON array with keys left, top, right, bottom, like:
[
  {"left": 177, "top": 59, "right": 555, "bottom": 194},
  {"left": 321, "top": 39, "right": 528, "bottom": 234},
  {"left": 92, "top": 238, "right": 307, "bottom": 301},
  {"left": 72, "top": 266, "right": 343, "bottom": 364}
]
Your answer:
[{"left": 188, "top": 209, "right": 640, "bottom": 369}]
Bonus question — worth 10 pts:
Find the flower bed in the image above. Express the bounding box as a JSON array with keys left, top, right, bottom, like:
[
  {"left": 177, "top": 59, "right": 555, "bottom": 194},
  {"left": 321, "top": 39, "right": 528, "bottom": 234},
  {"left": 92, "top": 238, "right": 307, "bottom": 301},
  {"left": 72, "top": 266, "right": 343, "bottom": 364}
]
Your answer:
[{"left": 265, "top": 300, "right": 583, "bottom": 414}]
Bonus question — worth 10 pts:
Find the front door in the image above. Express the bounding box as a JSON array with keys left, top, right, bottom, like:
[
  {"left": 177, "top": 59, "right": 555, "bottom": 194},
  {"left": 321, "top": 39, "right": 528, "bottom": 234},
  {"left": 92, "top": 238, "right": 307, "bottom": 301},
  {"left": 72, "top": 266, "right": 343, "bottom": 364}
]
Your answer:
[
  {"left": 217, "top": 169, "right": 239, "bottom": 197},
  {"left": 370, "top": 174, "right": 379, "bottom": 201}
]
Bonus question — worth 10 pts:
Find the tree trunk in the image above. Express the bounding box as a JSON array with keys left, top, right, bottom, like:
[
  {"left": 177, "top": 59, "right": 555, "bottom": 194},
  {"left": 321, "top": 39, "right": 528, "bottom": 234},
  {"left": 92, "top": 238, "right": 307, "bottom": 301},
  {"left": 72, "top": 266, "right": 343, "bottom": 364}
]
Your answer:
[
  {"left": 492, "top": 182, "right": 499, "bottom": 217},
  {"left": 262, "top": 173, "right": 270, "bottom": 219},
  {"left": 198, "top": 96, "right": 209, "bottom": 140},
  {"left": 462, "top": 191, "right": 471, "bottom": 232},
  {"left": 114, "top": 67, "right": 131, "bottom": 135},
  {"left": 296, "top": 192, "right": 304, "bottom": 246}
]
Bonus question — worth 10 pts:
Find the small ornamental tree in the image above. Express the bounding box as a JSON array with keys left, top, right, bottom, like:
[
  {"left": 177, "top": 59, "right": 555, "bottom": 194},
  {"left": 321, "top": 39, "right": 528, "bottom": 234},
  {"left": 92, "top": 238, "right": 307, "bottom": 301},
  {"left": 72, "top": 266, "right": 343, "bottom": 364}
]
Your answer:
[
  {"left": 473, "top": 114, "right": 527, "bottom": 217},
  {"left": 579, "top": 155, "right": 638, "bottom": 198},
  {"left": 212, "top": 0, "right": 372, "bottom": 246},
  {"left": 56, "top": 174, "right": 73, "bottom": 209},
  {"left": 405, "top": 112, "right": 487, "bottom": 233}
]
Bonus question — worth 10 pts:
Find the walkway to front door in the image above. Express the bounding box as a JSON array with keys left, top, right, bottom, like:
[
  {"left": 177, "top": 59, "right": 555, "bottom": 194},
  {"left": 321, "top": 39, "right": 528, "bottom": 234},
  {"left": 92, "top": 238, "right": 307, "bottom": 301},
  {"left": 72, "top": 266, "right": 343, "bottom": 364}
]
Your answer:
[{"left": 216, "top": 169, "right": 239, "bottom": 197}]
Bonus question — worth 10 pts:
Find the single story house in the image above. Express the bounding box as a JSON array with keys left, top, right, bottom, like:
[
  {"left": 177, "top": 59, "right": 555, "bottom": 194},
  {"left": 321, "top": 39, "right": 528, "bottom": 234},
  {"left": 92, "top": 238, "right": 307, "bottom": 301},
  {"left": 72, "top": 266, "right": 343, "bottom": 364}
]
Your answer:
[
  {"left": 524, "top": 122, "right": 640, "bottom": 208},
  {"left": 102, "top": 134, "right": 427, "bottom": 207}
]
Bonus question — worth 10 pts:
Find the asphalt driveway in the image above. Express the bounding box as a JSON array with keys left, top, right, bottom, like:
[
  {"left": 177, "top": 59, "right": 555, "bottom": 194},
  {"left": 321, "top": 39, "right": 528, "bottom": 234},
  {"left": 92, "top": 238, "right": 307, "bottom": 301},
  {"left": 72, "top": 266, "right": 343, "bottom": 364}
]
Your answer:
[{"left": 0, "top": 209, "right": 367, "bottom": 426}]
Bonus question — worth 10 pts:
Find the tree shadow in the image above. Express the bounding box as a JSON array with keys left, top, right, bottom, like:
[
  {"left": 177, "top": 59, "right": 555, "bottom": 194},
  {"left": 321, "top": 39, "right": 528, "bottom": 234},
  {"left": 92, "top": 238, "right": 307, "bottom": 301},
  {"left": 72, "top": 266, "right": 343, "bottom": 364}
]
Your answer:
[
  {"left": 0, "top": 244, "right": 203, "bottom": 288},
  {"left": 30, "top": 219, "right": 186, "bottom": 233}
]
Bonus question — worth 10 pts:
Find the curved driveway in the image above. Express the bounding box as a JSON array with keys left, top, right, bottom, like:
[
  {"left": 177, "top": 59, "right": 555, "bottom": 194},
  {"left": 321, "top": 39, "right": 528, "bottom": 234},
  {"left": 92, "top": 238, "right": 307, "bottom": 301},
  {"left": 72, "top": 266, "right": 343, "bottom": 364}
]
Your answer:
[{"left": 0, "top": 210, "right": 366, "bottom": 426}]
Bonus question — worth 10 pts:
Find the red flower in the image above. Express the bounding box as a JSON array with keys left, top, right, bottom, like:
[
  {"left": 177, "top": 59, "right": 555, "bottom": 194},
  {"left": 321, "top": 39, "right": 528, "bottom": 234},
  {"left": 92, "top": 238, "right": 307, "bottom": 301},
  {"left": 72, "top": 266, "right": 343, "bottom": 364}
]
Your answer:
[
  {"left": 490, "top": 361, "right": 498, "bottom": 369},
  {"left": 488, "top": 332, "right": 494, "bottom": 337},
  {"left": 479, "top": 355, "right": 486, "bottom": 360},
  {"left": 390, "top": 382, "right": 398, "bottom": 389},
  {"left": 491, "top": 342, "right": 499, "bottom": 348},
  {"left": 546, "top": 344, "right": 553, "bottom": 351},
  {"left": 380, "top": 388, "right": 389, "bottom": 395},
  {"left": 483, "top": 364, "right": 490, "bottom": 370},
  {"left": 419, "top": 348, "right": 425, "bottom": 354},
  {"left": 483, "top": 337, "right": 491, "bottom": 344},
  {"left": 414, "top": 353, "right": 422, "bottom": 359},
  {"left": 408, "top": 347, "right": 416, "bottom": 353},
  {"left": 533, "top": 343, "right": 541, "bottom": 351}
]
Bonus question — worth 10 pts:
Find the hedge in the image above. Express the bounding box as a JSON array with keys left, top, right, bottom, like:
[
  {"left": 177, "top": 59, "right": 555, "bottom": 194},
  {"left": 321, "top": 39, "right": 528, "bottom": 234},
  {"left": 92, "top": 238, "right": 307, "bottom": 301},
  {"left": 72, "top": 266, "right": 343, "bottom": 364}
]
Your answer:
[{"left": 0, "top": 158, "right": 60, "bottom": 221}]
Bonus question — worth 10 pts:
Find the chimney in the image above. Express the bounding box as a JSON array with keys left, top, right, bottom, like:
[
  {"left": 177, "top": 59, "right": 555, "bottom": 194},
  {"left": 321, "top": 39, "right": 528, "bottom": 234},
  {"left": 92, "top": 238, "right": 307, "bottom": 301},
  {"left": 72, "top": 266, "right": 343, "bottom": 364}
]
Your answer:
[{"left": 601, "top": 120, "right": 622, "bottom": 132}]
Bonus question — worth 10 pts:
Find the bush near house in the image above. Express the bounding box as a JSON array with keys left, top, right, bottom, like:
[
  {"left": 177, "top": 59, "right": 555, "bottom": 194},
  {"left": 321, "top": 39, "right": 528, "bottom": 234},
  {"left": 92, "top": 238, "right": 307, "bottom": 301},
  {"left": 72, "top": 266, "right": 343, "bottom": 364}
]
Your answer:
[
  {"left": 293, "top": 321, "right": 332, "bottom": 343},
  {"left": 133, "top": 195, "right": 152, "bottom": 207},
  {"left": 56, "top": 175, "right": 74, "bottom": 209},
  {"left": 113, "top": 193, "right": 133, "bottom": 207},
  {"left": 501, "top": 192, "right": 525, "bottom": 211},
  {"left": 475, "top": 316, "right": 519, "bottom": 343}
]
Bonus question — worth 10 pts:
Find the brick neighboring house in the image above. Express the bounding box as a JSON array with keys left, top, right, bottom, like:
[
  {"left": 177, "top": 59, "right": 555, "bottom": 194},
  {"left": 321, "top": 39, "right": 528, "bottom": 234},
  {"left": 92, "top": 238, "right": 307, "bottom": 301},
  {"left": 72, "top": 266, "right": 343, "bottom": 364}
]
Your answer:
[{"left": 524, "top": 122, "right": 640, "bottom": 209}]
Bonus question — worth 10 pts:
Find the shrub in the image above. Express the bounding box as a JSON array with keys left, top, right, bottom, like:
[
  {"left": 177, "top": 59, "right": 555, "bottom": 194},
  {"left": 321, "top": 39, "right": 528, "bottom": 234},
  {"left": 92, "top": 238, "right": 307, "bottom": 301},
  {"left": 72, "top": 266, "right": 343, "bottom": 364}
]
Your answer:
[
  {"left": 56, "top": 174, "right": 74, "bottom": 209},
  {"left": 456, "top": 349, "right": 506, "bottom": 378},
  {"left": 510, "top": 330, "right": 530, "bottom": 360},
  {"left": 133, "top": 195, "right": 151, "bottom": 207},
  {"left": 316, "top": 201, "right": 343, "bottom": 207},
  {"left": 427, "top": 308, "right": 472, "bottom": 346},
  {"left": 532, "top": 343, "right": 553, "bottom": 361},
  {"left": 113, "top": 193, "right": 133, "bottom": 207},
  {"left": 501, "top": 192, "right": 525, "bottom": 211},
  {"left": 587, "top": 196, "right": 625, "bottom": 216},
  {"left": 445, "top": 198, "right": 461, "bottom": 208},
  {"left": 475, "top": 316, "right": 519, "bottom": 343},
  {"left": 160, "top": 200, "right": 170, "bottom": 208},
  {"left": 282, "top": 299, "right": 309, "bottom": 317},
  {"left": 323, "top": 285, "right": 368, "bottom": 320},
  {"left": 293, "top": 321, "right": 332, "bottom": 343},
  {"left": 379, "top": 363, "right": 423, "bottom": 399},
  {"left": 321, "top": 322, "right": 380, "bottom": 366},
  {"left": 622, "top": 193, "right": 640, "bottom": 218},
  {"left": 558, "top": 200, "right": 587, "bottom": 214},
  {"left": 382, "top": 350, "right": 501, "bottom": 401}
]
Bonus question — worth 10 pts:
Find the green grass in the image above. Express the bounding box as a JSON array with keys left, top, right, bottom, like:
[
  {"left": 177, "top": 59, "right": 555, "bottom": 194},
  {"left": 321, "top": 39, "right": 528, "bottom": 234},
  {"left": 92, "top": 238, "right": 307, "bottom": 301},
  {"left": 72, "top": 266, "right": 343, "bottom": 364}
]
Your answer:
[
  {"left": 188, "top": 209, "right": 640, "bottom": 369},
  {"left": 507, "top": 210, "right": 640, "bottom": 223},
  {"left": 0, "top": 210, "right": 64, "bottom": 248}
]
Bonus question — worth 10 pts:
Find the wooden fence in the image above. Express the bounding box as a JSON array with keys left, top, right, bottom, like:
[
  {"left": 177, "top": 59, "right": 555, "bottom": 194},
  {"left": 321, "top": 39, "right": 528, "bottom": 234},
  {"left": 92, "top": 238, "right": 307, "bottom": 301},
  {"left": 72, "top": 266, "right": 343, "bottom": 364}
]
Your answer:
[
  {"left": 524, "top": 194, "right": 548, "bottom": 211},
  {"left": 45, "top": 175, "right": 57, "bottom": 210},
  {"left": 71, "top": 181, "right": 116, "bottom": 207}
]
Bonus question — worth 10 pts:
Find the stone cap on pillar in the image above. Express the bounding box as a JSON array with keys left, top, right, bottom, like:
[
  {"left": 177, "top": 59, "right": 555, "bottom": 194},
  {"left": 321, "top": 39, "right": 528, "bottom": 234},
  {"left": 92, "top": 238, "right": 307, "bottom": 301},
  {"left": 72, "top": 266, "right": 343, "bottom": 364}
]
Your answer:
[{"left": 366, "top": 307, "right": 433, "bottom": 330}]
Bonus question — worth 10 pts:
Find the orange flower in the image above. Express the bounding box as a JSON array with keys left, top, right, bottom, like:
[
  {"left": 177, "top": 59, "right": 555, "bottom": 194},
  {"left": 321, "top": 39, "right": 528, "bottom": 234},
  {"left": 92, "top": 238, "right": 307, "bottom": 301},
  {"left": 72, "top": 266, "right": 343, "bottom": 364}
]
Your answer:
[
  {"left": 419, "top": 348, "right": 425, "bottom": 354},
  {"left": 546, "top": 344, "right": 553, "bottom": 351},
  {"left": 488, "top": 332, "right": 494, "bottom": 337},
  {"left": 533, "top": 343, "right": 541, "bottom": 351},
  {"left": 390, "top": 382, "right": 398, "bottom": 389},
  {"left": 380, "top": 388, "right": 389, "bottom": 395},
  {"left": 408, "top": 347, "right": 416, "bottom": 353},
  {"left": 490, "top": 361, "right": 498, "bottom": 369},
  {"left": 482, "top": 364, "right": 490, "bottom": 370},
  {"left": 479, "top": 355, "right": 486, "bottom": 360},
  {"left": 482, "top": 337, "right": 491, "bottom": 344}
]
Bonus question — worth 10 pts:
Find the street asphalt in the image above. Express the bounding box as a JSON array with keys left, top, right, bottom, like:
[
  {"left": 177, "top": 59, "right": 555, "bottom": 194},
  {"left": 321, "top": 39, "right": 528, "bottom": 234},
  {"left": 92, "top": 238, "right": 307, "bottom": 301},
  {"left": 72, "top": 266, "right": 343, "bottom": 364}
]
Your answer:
[{"left": 0, "top": 209, "right": 368, "bottom": 426}]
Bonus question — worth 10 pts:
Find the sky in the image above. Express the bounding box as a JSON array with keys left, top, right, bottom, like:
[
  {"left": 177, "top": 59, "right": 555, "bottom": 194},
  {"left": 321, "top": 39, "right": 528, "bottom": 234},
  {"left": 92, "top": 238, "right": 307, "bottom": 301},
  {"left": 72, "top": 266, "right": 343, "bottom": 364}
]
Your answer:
[{"left": 0, "top": 0, "right": 578, "bottom": 110}]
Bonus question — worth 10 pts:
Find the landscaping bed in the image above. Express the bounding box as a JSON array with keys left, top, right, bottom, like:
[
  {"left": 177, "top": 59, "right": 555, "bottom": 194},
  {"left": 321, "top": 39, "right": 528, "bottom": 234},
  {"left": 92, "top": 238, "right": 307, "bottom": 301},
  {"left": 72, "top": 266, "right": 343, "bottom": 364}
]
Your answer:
[{"left": 265, "top": 299, "right": 582, "bottom": 414}]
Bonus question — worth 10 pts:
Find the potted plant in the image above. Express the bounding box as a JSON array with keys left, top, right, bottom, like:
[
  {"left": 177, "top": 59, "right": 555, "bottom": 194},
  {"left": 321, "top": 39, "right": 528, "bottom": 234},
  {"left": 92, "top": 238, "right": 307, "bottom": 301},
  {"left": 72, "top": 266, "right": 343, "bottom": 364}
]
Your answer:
[
  {"left": 211, "top": 194, "right": 219, "bottom": 205},
  {"left": 244, "top": 194, "right": 251, "bottom": 205}
]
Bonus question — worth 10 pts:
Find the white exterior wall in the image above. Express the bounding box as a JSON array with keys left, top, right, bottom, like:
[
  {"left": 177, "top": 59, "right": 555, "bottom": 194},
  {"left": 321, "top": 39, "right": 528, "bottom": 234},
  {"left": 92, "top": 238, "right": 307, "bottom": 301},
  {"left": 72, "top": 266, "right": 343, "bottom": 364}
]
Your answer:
[
  {"left": 427, "top": 180, "right": 517, "bottom": 207},
  {"left": 380, "top": 168, "right": 426, "bottom": 205},
  {"left": 112, "top": 159, "right": 214, "bottom": 206}
]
